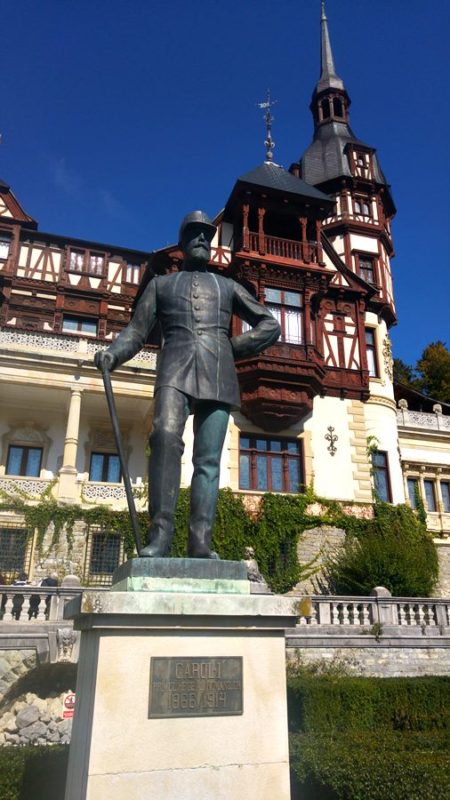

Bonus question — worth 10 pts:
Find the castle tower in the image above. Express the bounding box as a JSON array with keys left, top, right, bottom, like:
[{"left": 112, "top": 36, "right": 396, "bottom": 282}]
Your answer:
[{"left": 291, "top": 1, "right": 403, "bottom": 504}]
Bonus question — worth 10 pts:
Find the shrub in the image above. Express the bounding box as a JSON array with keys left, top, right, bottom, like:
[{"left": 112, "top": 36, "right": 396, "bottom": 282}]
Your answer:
[
  {"left": 324, "top": 502, "right": 439, "bottom": 596},
  {"left": 0, "top": 746, "right": 69, "bottom": 800},
  {"left": 287, "top": 675, "right": 450, "bottom": 734},
  {"left": 288, "top": 676, "right": 450, "bottom": 800},
  {"left": 290, "top": 731, "right": 450, "bottom": 800}
]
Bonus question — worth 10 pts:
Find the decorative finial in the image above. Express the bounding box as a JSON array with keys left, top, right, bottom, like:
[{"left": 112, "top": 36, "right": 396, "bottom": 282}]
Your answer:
[
  {"left": 258, "top": 89, "right": 277, "bottom": 163},
  {"left": 321, "top": 0, "right": 327, "bottom": 21}
]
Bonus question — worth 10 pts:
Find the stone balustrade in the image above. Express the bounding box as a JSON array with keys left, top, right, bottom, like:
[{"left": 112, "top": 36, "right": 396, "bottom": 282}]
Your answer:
[
  {"left": 292, "top": 594, "right": 449, "bottom": 631},
  {"left": 0, "top": 477, "right": 54, "bottom": 497},
  {"left": 396, "top": 406, "right": 450, "bottom": 432},
  {"left": 0, "top": 585, "right": 108, "bottom": 624},
  {"left": 0, "top": 586, "right": 449, "bottom": 678},
  {"left": 0, "top": 326, "right": 158, "bottom": 369},
  {"left": 1, "top": 585, "right": 448, "bottom": 633}
]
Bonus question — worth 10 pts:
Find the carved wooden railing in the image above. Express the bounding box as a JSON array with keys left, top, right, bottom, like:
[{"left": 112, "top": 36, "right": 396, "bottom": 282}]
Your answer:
[{"left": 242, "top": 233, "right": 320, "bottom": 263}]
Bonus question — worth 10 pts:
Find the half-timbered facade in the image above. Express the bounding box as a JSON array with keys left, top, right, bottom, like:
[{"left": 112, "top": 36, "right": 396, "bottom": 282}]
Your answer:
[{"left": 0, "top": 3, "right": 448, "bottom": 587}]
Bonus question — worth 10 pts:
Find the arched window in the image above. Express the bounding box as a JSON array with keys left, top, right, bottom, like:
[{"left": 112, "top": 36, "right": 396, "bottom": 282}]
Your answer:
[
  {"left": 321, "top": 99, "right": 330, "bottom": 120},
  {"left": 333, "top": 97, "right": 343, "bottom": 117}
]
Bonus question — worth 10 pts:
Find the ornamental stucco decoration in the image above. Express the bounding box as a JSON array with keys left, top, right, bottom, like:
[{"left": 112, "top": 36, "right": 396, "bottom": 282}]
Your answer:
[{"left": 382, "top": 335, "right": 394, "bottom": 382}]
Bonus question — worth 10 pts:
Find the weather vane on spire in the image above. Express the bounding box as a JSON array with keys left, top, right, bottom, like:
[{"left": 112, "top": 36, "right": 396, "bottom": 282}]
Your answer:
[{"left": 258, "top": 89, "right": 277, "bottom": 163}]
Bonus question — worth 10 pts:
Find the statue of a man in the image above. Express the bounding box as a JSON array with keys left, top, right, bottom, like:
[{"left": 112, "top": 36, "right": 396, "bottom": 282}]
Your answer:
[{"left": 95, "top": 211, "right": 280, "bottom": 558}]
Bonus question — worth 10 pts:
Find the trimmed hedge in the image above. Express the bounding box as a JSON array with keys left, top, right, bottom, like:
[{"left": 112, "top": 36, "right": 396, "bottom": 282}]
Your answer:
[
  {"left": 288, "top": 676, "right": 450, "bottom": 800},
  {"left": 287, "top": 675, "right": 450, "bottom": 733},
  {"left": 0, "top": 745, "right": 68, "bottom": 800},
  {"left": 290, "top": 731, "right": 450, "bottom": 800}
]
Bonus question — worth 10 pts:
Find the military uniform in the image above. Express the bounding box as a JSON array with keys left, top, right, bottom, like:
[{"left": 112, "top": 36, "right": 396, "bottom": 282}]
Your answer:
[
  {"left": 107, "top": 267, "right": 279, "bottom": 407},
  {"left": 101, "top": 211, "right": 280, "bottom": 558}
]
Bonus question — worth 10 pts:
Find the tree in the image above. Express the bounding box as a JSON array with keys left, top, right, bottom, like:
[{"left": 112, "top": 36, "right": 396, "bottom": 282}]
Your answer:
[
  {"left": 393, "top": 357, "right": 417, "bottom": 388},
  {"left": 415, "top": 341, "right": 450, "bottom": 404}
]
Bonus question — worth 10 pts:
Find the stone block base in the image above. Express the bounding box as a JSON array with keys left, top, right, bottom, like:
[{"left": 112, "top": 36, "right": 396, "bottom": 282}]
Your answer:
[{"left": 64, "top": 566, "right": 298, "bottom": 800}]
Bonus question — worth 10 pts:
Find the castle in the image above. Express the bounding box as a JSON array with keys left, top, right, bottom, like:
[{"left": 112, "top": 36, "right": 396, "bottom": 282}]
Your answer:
[{"left": 0, "top": 2, "right": 448, "bottom": 590}]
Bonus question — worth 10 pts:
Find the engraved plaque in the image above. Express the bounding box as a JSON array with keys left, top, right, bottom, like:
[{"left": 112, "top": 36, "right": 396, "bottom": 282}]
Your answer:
[{"left": 149, "top": 656, "right": 243, "bottom": 718}]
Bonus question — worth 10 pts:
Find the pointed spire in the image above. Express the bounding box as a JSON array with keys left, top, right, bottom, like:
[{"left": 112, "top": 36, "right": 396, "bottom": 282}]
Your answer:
[{"left": 317, "top": 0, "right": 344, "bottom": 92}]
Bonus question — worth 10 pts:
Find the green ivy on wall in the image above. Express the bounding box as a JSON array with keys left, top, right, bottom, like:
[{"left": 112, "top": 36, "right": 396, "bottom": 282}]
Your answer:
[{"left": 0, "top": 483, "right": 438, "bottom": 595}]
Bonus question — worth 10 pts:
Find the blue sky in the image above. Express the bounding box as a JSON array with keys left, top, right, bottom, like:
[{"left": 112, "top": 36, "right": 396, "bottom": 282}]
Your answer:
[{"left": 2, "top": 0, "right": 449, "bottom": 365}]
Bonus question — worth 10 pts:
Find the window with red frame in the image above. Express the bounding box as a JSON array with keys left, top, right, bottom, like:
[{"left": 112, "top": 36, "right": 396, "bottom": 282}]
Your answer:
[
  {"left": 239, "top": 436, "right": 303, "bottom": 493},
  {"left": 265, "top": 288, "right": 303, "bottom": 345}
]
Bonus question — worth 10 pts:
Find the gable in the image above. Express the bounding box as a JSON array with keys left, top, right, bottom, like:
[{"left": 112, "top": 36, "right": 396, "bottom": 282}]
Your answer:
[{"left": 0, "top": 182, "right": 36, "bottom": 226}]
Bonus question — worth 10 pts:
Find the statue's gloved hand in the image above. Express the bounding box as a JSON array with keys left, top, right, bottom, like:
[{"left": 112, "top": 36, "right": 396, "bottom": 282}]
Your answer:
[{"left": 94, "top": 350, "right": 118, "bottom": 372}]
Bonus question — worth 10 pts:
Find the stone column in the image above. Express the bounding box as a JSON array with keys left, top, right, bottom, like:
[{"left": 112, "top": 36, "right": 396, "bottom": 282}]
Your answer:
[{"left": 58, "top": 387, "right": 83, "bottom": 502}]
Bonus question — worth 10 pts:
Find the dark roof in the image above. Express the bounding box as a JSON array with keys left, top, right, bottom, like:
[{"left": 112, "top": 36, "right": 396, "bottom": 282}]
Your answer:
[
  {"left": 0, "top": 178, "right": 10, "bottom": 189},
  {"left": 33, "top": 228, "right": 151, "bottom": 258},
  {"left": 237, "top": 161, "right": 332, "bottom": 204},
  {"left": 300, "top": 121, "right": 387, "bottom": 187}
]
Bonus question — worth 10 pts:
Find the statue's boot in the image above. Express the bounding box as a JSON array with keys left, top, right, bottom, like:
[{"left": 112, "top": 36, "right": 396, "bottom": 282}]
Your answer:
[
  {"left": 143, "top": 410, "right": 187, "bottom": 557},
  {"left": 140, "top": 528, "right": 172, "bottom": 558},
  {"left": 187, "top": 530, "right": 219, "bottom": 560},
  {"left": 187, "top": 402, "right": 230, "bottom": 560}
]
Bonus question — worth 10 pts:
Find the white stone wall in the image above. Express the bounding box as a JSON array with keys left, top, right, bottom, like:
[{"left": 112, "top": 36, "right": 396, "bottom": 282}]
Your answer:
[
  {"left": 305, "top": 396, "right": 355, "bottom": 500},
  {"left": 364, "top": 400, "right": 405, "bottom": 503}
]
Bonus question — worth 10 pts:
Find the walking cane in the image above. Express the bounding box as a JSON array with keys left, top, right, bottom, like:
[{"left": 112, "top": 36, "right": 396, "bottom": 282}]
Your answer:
[{"left": 101, "top": 366, "right": 143, "bottom": 556}]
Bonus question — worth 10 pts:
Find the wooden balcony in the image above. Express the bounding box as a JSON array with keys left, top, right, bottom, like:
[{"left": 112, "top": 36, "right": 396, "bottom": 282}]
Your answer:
[
  {"left": 237, "top": 342, "right": 326, "bottom": 430},
  {"left": 240, "top": 233, "right": 322, "bottom": 265}
]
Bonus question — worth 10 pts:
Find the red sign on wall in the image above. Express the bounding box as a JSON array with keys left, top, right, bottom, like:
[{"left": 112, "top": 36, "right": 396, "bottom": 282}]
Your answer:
[{"left": 63, "top": 692, "right": 76, "bottom": 719}]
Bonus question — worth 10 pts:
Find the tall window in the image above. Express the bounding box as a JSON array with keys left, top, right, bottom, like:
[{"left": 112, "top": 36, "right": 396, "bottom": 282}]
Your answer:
[
  {"left": 88, "top": 532, "right": 121, "bottom": 581},
  {"left": 321, "top": 99, "right": 330, "bottom": 119},
  {"left": 424, "top": 480, "right": 437, "bottom": 512},
  {"left": 0, "top": 528, "right": 29, "bottom": 580},
  {"left": 365, "top": 328, "right": 379, "bottom": 377},
  {"left": 124, "top": 264, "right": 141, "bottom": 284},
  {"left": 441, "top": 482, "right": 450, "bottom": 513},
  {"left": 69, "top": 249, "right": 84, "bottom": 272},
  {"left": 372, "top": 451, "right": 391, "bottom": 502},
  {"left": 333, "top": 97, "right": 343, "bottom": 117},
  {"left": 354, "top": 198, "right": 371, "bottom": 217},
  {"left": 359, "top": 255, "right": 376, "bottom": 285},
  {"left": 62, "top": 316, "right": 97, "bottom": 335},
  {"left": 89, "top": 452, "right": 121, "bottom": 483},
  {"left": 265, "top": 288, "right": 303, "bottom": 345},
  {"left": 407, "top": 478, "right": 419, "bottom": 509},
  {"left": 0, "top": 232, "right": 11, "bottom": 260},
  {"left": 6, "top": 445, "right": 42, "bottom": 477},
  {"left": 89, "top": 254, "right": 104, "bottom": 276},
  {"left": 239, "top": 436, "right": 302, "bottom": 493}
]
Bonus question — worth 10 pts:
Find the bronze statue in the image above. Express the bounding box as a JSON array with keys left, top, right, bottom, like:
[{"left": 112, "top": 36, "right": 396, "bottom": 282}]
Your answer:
[{"left": 95, "top": 211, "right": 280, "bottom": 558}]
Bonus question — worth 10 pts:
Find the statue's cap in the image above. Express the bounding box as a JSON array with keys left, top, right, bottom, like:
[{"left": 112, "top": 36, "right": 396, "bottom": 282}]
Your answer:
[{"left": 178, "top": 210, "right": 217, "bottom": 243}]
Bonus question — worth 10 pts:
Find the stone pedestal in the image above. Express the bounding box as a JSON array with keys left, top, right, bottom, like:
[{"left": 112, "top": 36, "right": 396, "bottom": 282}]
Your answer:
[{"left": 64, "top": 559, "right": 298, "bottom": 800}]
